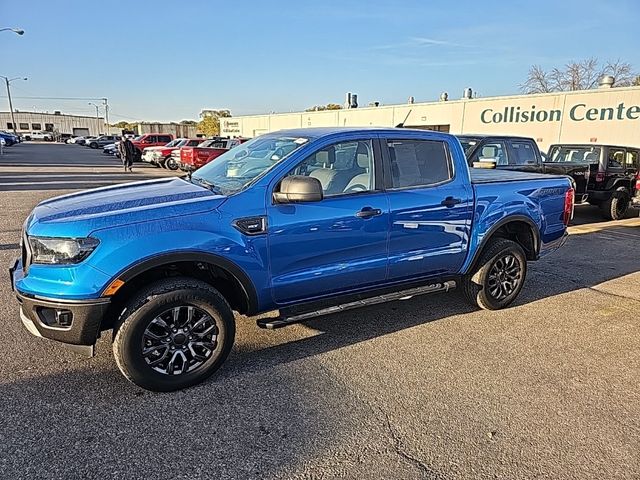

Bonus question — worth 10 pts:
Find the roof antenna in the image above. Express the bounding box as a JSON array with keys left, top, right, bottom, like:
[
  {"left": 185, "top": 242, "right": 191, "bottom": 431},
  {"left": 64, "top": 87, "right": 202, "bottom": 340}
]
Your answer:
[{"left": 396, "top": 109, "right": 412, "bottom": 128}]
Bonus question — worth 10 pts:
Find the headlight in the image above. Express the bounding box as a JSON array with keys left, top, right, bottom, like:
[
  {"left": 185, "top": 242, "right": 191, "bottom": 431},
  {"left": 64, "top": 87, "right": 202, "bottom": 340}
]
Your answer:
[{"left": 29, "top": 237, "right": 99, "bottom": 265}]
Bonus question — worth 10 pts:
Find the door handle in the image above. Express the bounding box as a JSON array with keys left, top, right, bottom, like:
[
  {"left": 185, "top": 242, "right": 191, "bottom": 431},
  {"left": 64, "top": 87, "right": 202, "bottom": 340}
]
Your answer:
[
  {"left": 441, "top": 196, "right": 462, "bottom": 208},
  {"left": 356, "top": 207, "right": 382, "bottom": 219}
]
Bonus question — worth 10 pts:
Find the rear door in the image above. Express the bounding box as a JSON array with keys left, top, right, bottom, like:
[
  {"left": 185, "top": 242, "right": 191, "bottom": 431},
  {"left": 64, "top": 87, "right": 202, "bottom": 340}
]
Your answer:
[
  {"left": 382, "top": 135, "right": 473, "bottom": 281},
  {"left": 268, "top": 137, "right": 389, "bottom": 304}
]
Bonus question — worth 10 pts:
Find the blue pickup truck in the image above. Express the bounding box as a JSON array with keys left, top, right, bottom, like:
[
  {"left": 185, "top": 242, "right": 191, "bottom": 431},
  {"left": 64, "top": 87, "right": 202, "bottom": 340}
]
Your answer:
[{"left": 10, "top": 127, "right": 574, "bottom": 391}]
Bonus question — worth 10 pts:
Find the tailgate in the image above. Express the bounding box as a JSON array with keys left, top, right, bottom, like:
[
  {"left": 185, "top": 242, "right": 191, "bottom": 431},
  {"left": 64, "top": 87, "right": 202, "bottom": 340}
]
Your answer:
[{"left": 180, "top": 147, "right": 195, "bottom": 165}]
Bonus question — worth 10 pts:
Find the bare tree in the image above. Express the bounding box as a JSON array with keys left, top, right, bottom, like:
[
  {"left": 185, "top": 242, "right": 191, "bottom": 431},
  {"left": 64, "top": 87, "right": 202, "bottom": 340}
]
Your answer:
[{"left": 520, "top": 58, "right": 638, "bottom": 93}]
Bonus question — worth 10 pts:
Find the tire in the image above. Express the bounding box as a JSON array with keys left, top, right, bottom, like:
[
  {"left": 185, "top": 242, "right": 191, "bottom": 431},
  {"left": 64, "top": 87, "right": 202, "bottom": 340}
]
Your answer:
[
  {"left": 165, "top": 155, "right": 179, "bottom": 171},
  {"left": 461, "top": 238, "right": 527, "bottom": 310},
  {"left": 90, "top": 142, "right": 98, "bottom": 149},
  {"left": 601, "top": 190, "right": 629, "bottom": 220},
  {"left": 113, "top": 277, "right": 235, "bottom": 392}
]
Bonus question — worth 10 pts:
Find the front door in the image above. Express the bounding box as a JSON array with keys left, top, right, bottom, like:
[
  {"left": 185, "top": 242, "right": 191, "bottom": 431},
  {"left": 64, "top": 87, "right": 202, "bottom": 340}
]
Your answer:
[
  {"left": 267, "top": 138, "right": 389, "bottom": 304},
  {"left": 382, "top": 136, "right": 473, "bottom": 281}
]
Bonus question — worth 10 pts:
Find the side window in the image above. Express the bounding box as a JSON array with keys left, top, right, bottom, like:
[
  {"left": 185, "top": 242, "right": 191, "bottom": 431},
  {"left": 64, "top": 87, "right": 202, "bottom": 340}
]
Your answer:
[
  {"left": 387, "top": 139, "right": 452, "bottom": 188},
  {"left": 147, "top": 135, "right": 157, "bottom": 143},
  {"left": 19, "top": 123, "right": 29, "bottom": 130},
  {"left": 159, "top": 135, "right": 172, "bottom": 143},
  {"left": 608, "top": 148, "right": 625, "bottom": 169},
  {"left": 287, "top": 140, "right": 375, "bottom": 196},
  {"left": 188, "top": 140, "right": 200, "bottom": 146},
  {"left": 472, "top": 141, "right": 508, "bottom": 166},
  {"left": 32, "top": 123, "right": 42, "bottom": 130},
  {"left": 625, "top": 150, "right": 638, "bottom": 169},
  {"left": 510, "top": 141, "right": 537, "bottom": 165}
]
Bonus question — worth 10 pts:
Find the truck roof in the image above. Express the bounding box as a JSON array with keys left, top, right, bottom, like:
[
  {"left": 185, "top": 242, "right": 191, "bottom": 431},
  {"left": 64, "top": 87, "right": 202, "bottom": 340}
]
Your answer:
[{"left": 269, "top": 126, "right": 454, "bottom": 140}]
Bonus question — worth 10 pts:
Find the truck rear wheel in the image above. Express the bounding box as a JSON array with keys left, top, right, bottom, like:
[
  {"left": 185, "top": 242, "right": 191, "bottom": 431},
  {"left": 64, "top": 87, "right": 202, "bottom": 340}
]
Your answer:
[
  {"left": 113, "top": 277, "right": 235, "bottom": 392},
  {"left": 462, "top": 238, "right": 527, "bottom": 310},
  {"left": 601, "top": 191, "right": 629, "bottom": 220}
]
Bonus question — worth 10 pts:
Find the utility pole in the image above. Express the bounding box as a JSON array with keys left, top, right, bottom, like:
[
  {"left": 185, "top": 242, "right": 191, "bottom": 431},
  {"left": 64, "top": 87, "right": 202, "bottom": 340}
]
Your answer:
[
  {"left": 1, "top": 76, "right": 27, "bottom": 135},
  {"left": 102, "top": 98, "right": 110, "bottom": 134}
]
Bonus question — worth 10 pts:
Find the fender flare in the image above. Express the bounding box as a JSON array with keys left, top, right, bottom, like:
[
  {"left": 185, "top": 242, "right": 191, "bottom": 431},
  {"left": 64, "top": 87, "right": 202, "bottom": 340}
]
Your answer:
[
  {"left": 111, "top": 251, "right": 259, "bottom": 315},
  {"left": 466, "top": 215, "right": 541, "bottom": 273}
]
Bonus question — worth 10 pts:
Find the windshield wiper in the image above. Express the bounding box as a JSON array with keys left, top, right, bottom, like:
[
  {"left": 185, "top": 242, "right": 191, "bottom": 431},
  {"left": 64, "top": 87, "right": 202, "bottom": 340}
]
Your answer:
[{"left": 191, "top": 176, "right": 222, "bottom": 194}]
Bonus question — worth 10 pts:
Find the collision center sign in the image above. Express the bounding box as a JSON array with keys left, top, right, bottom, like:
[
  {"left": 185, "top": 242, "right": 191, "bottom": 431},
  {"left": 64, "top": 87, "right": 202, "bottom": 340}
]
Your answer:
[{"left": 480, "top": 102, "right": 640, "bottom": 124}]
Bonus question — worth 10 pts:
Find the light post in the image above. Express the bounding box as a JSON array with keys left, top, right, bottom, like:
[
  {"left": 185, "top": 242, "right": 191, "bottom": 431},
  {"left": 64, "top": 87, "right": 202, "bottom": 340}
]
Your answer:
[
  {"left": 102, "top": 98, "right": 110, "bottom": 134},
  {"left": 88, "top": 102, "right": 101, "bottom": 134},
  {"left": 0, "top": 28, "right": 24, "bottom": 36},
  {"left": 0, "top": 76, "right": 27, "bottom": 135}
]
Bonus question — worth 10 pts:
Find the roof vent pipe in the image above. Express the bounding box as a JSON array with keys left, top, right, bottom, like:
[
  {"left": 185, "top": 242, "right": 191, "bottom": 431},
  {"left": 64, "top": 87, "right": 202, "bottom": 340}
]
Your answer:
[{"left": 598, "top": 75, "right": 615, "bottom": 89}]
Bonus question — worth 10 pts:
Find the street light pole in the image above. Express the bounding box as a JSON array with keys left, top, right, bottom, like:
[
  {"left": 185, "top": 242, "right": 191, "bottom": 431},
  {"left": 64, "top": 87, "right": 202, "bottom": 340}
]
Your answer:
[
  {"left": 1, "top": 76, "right": 27, "bottom": 135},
  {"left": 0, "top": 28, "right": 24, "bottom": 36},
  {"left": 102, "top": 98, "right": 110, "bottom": 134},
  {"left": 88, "top": 102, "right": 100, "bottom": 134}
]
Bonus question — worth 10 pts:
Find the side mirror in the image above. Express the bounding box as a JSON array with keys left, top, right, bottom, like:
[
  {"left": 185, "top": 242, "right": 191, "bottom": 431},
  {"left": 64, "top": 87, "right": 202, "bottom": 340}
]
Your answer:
[{"left": 273, "top": 176, "right": 323, "bottom": 203}]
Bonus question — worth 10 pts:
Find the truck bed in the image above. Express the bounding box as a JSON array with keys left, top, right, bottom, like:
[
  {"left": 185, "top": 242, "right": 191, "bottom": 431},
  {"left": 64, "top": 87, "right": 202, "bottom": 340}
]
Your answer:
[{"left": 470, "top": 168, "right": 566, "bottom": 184}]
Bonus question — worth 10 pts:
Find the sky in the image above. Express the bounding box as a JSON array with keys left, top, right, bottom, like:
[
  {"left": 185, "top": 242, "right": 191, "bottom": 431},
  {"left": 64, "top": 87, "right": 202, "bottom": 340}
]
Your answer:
[{"left": 2, "top": 0, "right": 640, "bottom": 123}]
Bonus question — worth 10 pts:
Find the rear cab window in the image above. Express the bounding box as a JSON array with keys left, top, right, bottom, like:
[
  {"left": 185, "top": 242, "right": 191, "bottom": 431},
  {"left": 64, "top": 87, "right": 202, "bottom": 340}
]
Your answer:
[
  {"left": 509, "top": 140, "right": 538, "bottom": 165},
  {"left": 386, "top": 139, "right": 452, "bottom": 188}
]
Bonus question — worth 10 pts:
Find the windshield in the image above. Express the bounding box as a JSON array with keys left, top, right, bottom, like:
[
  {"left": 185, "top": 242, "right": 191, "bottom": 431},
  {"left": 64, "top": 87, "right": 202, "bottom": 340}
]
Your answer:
[
  {"left": 191, "top": 135, "right": 309, "bottom": 195},
  {"left": 457, "top": 137, "right": 480, "bottom": 155},
  {"left": 133, "top": 135, "right": 144, "bottom": 141},
  {"left": 164, "top": 139, "right": 182, "bottom": 147},
  {"left": 548, "top": 146, "right": 601, "bottom": 164}
]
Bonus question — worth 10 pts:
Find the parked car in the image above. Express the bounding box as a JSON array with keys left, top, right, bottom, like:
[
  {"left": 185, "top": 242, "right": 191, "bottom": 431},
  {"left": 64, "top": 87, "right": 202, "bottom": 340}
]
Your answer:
[
  {"left": 131, "top": 133, "right": 174, "bottom": 161},
  {"left": 547, "top": 144, "right": 639, "bottom": 220},
  {"left": 10, "top": 127, "right": 574, "bottom": 391},
  {"left": 178, "top": 137, "right": 248, "bottom": 172},
  {"left": 141, "top": 138, "right": 202, "bottom": 170},
  {"left": 25, "top": 131, "right": 53, "bottom": 141},
  {"left": 88, "top": 135, "right": 119, "bottom": 149},
  {"left": 458, "top": 135, "right": 590, "bottom": 202},
  {"left": 103, "top": 143, "right": 118, "bottom": 155},
  {"left": 75, "top": 136, "right": 96, "bottom": 146},
  {"left": 0, "top": 131, "right": 18, "bottom": 146}
]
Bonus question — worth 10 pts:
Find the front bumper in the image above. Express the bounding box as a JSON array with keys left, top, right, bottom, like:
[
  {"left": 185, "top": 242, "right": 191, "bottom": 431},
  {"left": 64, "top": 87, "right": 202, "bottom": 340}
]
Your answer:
[{"left": 10, "top": 259, "right": 110, "bottom": 353}]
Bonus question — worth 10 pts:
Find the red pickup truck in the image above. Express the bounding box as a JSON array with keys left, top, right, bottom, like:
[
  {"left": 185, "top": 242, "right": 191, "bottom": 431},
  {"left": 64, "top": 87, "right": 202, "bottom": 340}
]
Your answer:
[
  {"left": 131, "top": 133, "right": 174, "bottom": 161},
  {"left": 141, "top": 138, "right": 203, "bottom": 170},
  {"left": 178, "top": 137, "right": 248, "bottom": 172}
]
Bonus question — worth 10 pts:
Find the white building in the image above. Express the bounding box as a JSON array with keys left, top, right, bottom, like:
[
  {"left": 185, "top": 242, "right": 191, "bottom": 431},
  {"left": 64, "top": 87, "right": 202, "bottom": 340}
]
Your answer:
[
  {"left": 0, "top": 111, "right": 106, "bottom": 137},
  {"left": 220, "top": 85, "right": 640, "bottom": 152}
]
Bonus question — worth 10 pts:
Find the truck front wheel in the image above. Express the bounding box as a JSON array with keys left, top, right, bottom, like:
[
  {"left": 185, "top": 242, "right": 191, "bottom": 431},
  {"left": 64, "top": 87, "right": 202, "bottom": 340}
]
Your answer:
[
  {"left": 462, "top": 238, "right": 527, "bottom": 310},
  {"left": 113, "top": 278, "right": 235, "bottom": 391}
]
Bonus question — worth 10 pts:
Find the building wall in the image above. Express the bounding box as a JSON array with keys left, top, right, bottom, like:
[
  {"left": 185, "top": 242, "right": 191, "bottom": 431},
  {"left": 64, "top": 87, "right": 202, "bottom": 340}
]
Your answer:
[
  {"left": 134, "top": 123, "right": 198, "bottom": 138},
  {"left": 221, "top": 86, "right": 640, "bottom": 152},
  {"left": 0, "top": 111, "right": 106, "bottom": 136}
]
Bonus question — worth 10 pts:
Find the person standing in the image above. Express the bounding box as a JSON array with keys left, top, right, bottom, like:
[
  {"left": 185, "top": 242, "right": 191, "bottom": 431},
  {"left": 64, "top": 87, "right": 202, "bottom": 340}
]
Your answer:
[{"left": 118, "top": 136, "right": 136, "bottom": 172}]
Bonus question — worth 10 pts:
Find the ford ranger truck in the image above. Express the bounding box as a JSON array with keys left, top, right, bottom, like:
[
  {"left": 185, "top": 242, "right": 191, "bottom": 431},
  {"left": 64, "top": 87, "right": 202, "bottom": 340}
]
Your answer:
[{"left": 10, "top": 128, "right": 574, "bottom": 392}]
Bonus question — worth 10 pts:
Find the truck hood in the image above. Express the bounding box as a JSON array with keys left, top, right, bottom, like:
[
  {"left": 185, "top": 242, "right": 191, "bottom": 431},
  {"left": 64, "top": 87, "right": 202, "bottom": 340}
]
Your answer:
[{"left": 26, "top": 177, "right": 226, "bottom": 238}]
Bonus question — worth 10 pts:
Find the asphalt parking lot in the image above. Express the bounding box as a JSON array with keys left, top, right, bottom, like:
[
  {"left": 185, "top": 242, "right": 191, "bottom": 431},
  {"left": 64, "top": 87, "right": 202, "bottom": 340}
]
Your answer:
[{"left": 0, "top": 143, "right": 639, "bottom": 479}]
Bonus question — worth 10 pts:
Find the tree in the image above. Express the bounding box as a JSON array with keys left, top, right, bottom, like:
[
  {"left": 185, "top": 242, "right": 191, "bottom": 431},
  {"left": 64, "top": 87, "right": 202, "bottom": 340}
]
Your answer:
[
  {"left": 180, "top": 120, "right": 198, "bottom": 125},
  {"left": 633, "top": 76, "right": 640, "bottom": 86},
  {"left": 520, "top": 58, "right": 638, "bottom": 94},
  {"left": 305, "top": 103, "right": 343, "bottom": 112},
  {"left": 197, "top": 110, "right": 231, "bottom": 136}
]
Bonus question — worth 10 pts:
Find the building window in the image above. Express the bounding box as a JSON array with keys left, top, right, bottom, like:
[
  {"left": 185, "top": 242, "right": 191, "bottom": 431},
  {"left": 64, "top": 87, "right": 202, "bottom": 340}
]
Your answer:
[
  {"left": 45, "top": 123, "right": 54, "bottom": 132},
  {"left": 31, "top": 123, "right": 42, "bottom": 130},
  {"left": 19, "top": 123, "right": 29, "bottom": 130},
  {"left": 7, "top": 122, "right": 13, "bottom": 129}
]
